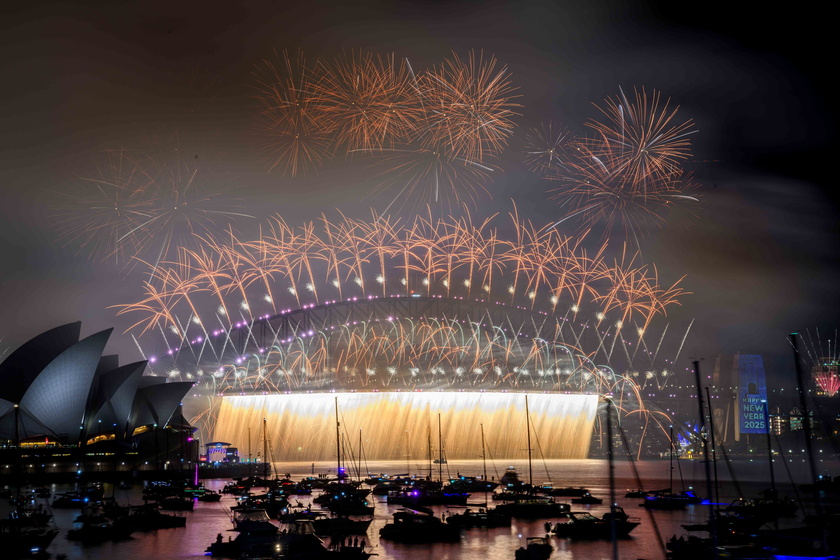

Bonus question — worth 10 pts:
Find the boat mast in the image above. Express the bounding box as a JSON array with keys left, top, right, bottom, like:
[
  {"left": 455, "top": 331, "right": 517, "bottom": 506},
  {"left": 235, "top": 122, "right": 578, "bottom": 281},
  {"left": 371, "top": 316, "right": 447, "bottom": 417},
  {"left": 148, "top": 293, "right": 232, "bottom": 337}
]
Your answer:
[
  {"left": 705, "top": 387, "right": 721, "bottom": 507},
  {"left": 481, "top": 423, "right": 487, "bottom": 483},
  {"left": 334, "top": 397, "right": 341, "bottom": 482},
  {"left": 669, "top": 426, "right": 674, "bottom": 491},
  {"left": 438, "top": 413, "right": 443, "bottom": 485},
  {"left": 481, "top": 423, "right": 488, "bottom": 504},
  {"left": 605, "top": 397, "right": 618, "bottom": 560},
  {"left": 692, "top": 360, "right": 718, "bottom": 557},
  {"left": 427, "top": 425, "right": 433, "bottom": 479},
  {"left": 525, "top": 395, "right": 533, "bottom": 488},
  {"left": 263, "top": 417, "right": 269, "bottom": 479}
]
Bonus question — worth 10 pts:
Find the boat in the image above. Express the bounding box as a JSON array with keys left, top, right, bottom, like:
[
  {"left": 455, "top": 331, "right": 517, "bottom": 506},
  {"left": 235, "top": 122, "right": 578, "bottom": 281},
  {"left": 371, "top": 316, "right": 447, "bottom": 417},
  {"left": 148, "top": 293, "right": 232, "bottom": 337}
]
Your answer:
[
  {"left": 116, "top": 504, "right": 187, "bottom": 531},
  {"left": 500, "top": 467, "right": 524, "bottom": 490},
  {"left": 198, "top": 489, "right": 223, "bottom": 502},
  {"left": 67, "top": 514, "right": 133, "bottom": 544},
  {"left": 379, "top": 508, "right": 461, "bottom": 543},
  {"left": 493, "top": 495, "right": 570, "bottom": 519},
  {"left": 570, "top": 492, "right": 602, "bottom": 505},
  {"left": 446, "top": 476, "right": 499, "bottom": 494},
  {"left": 386, "top": 486, "right": 470, "bottom": 507},
  {"left": 311, "top": 514, "right": 372, "bottom": 536},
  {"left": 540, "top": 485, "right": 589, "bottom": 497},
  {"left": 51, "top": 492, "right": 86, "bottom": 509},
  {"left": 233, "top": 508, "right": 278, "bottom": 533},
  {"left": 444, "top": 507, "right": 511, "bottom": 528},
  {"left": 241, "top": 520, "right": 372, "bottom": 559},
  {"left": 206, "top": 526, "right": 278, "bottom": 557},
  {"left": 514, "top": 536, "right": 553, "bottom": 560},
  {"left": 724, "top": 492, "right": 797, "bottom": 521},
  {"left": 159, "top": 496, "right": 194, "bottom": 511},
  {"left": 640, "top": 491, "right": 690, "bottom": 510},
  {"left": 644, "top": 427, "right": 693, "bottom": 510},
  {"left": 0, "top": 520, "right": 58, "bottom": 557},
  {"left": 551, "top": 507, "right": 640, "bottom": 539}
]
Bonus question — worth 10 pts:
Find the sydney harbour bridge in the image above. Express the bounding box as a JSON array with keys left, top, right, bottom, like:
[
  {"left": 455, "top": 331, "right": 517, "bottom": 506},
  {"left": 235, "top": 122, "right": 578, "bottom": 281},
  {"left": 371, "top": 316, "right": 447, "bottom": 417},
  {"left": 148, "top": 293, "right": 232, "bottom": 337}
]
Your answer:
[{"left": 121, "top": 213, "right": 687, "bottom": 461}]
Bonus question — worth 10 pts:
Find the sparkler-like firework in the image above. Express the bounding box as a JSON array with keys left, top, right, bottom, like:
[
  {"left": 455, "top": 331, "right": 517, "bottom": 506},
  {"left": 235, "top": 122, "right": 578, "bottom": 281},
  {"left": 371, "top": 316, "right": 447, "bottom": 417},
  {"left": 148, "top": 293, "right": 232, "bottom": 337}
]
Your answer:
[{"left": 796, "top": 328, "right": 840, "bottom": 397}]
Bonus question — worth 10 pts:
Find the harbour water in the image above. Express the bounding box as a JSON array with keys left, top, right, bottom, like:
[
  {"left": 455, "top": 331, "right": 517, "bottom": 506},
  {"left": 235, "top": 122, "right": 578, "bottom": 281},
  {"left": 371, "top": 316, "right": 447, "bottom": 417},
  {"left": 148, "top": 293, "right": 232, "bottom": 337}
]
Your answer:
[{"left": 5, "top": 458, "right": 838, "bottom": 560}]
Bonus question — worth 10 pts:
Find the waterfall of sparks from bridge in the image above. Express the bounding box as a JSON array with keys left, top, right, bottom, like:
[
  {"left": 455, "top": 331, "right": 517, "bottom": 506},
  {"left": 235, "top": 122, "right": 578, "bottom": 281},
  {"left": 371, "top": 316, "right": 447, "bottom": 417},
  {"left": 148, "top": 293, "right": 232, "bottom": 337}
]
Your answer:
[{"left": 212, "top": 392, "right": 597, "bottom": 462}]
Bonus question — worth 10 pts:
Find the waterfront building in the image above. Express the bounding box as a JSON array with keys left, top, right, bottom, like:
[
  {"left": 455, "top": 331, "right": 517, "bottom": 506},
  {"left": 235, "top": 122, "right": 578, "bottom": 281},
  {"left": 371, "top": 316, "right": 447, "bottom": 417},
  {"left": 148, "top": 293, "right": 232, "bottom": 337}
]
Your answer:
[{"left": 0, "top": 322, "right": 198, "bottom": 480}]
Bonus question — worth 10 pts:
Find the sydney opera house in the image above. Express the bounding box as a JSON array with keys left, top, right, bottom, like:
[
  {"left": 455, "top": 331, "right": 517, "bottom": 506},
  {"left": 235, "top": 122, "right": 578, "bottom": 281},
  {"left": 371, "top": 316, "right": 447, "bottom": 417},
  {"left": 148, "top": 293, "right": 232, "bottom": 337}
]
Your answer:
[{"left": 0, "top": 322, "right": 197, "bottom": 481}]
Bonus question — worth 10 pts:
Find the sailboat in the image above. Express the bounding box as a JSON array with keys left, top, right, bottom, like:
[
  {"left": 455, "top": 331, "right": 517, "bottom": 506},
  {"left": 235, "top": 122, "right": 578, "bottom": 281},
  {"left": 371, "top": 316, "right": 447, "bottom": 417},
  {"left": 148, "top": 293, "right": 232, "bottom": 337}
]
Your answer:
[
  {"left": 387, "top": 414, "right": 470, "bottom": 506},
  {"left": 494, "top": 395, "right": 570, "bottom": 519},
  {"left": 315, "top": 398, "right": 374, "bottom": 517},
  {"left": 642, "top": 427, "right": 690, "bottom": 510},
  {"left": 551, "top": 397, "right": 640, "bottom": 543}
]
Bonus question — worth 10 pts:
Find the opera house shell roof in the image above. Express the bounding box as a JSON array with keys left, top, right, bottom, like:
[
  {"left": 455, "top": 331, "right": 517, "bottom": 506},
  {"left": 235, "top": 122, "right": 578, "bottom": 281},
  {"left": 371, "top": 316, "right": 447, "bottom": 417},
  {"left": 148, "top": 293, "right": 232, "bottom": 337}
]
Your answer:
[{"left": 0, "top": 322, "right": 192, "bottom": 444}]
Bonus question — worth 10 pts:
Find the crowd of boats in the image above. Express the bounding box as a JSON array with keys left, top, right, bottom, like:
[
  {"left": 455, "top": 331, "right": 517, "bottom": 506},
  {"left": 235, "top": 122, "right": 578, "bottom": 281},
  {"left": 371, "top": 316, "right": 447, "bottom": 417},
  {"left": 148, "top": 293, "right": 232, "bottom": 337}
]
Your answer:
[{"left": 3, "top": 462, "right": 838, "bottom": 559}]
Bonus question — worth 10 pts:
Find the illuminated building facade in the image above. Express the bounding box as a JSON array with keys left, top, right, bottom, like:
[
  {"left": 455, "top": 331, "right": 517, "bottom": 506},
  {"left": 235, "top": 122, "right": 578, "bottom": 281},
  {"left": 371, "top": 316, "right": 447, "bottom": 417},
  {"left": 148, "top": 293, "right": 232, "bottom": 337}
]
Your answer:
[{"left": 0, "top": 322, "right": 197, "bottom": 479}]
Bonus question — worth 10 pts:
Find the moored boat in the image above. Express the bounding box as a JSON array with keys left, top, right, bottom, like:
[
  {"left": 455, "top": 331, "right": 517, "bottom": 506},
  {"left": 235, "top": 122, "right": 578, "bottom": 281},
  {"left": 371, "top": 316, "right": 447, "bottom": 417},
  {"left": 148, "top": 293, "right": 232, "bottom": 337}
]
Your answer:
[
  {"left": 379, "top": 508, "right": 461, "bottom": 543},
  {"left": 551, "top": 507, "right": 640, "bottom": 539}
]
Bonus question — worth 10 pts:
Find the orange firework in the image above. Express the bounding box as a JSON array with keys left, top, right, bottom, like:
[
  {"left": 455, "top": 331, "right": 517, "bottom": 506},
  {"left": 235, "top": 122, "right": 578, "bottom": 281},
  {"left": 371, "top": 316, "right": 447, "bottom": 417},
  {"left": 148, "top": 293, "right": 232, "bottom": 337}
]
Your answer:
[
  {"left": 312, "top": 51, "right": 422, "bottom": 152},
  {"left": 252, "top": 49, "right": 332, "bottom": 176},
  {"left": 116, "top": 210, "right": 686, "bottom": 354},
  {"left": 585, "top": 87, "right": 696, "bottom": 187},
  {"left": 548, "top": 137, "right": 699, "bottom": 240},
  {"left": 419, "top": 50, "right": 520, "bottom": 164}
]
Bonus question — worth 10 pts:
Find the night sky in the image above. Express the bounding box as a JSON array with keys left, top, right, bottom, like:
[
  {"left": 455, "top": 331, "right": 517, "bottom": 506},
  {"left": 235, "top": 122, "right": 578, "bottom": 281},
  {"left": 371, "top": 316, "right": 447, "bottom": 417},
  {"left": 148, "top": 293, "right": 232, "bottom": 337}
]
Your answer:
[{"left": 1, "top": 0, "right": 836, "bottom": 390}]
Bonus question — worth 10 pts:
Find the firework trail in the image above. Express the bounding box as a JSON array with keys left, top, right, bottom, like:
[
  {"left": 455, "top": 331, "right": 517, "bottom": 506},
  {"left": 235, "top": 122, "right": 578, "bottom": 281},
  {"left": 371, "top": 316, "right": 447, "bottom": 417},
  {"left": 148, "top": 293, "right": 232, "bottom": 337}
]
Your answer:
[{"left": 796, "top": 328, "right": 840, "bottom": 397}]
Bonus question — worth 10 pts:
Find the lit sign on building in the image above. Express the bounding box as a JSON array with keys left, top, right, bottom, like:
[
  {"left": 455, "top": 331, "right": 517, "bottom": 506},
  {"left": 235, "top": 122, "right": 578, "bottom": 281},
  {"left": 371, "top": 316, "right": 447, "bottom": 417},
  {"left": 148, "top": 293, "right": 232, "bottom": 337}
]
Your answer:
[{"left": 738, "top": 354, "right": 768, "bottom": 434}]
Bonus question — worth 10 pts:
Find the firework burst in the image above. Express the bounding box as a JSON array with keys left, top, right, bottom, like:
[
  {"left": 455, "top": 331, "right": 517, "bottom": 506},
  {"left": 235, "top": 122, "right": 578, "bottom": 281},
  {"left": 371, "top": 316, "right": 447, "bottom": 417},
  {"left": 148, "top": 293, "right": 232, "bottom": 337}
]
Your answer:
[
  {"left": 51, "top": 148, "right": 156, "bottom": 266},
  {"left": 523, "top": 121, "right": 574, "bottom": 178},
  {"left": 419, "top": 50, "right": 520, "bottom": 163},
  {"left": 52, "top": 136, "right": 252, "bottom": 271},
  {"left": 252, "top": 49, "right": 332, "bottom": 176},
  {"left": 548, "top": 139, "right": 700, "bottom": 240},
  {"left": 586, "top": 87, "right": 696, "bottom": 186},
  {"left": 537, "top": 87, "right": 700, "bottom": 241},
  {"left": 311, "top": 51, "right": 421, "bottom": 152}
]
